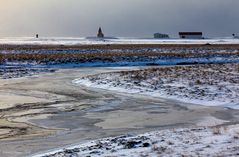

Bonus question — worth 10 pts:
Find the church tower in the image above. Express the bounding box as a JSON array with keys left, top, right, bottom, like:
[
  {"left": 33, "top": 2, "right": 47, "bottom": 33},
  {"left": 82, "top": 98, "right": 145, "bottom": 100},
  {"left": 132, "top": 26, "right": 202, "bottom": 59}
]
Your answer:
[{"left": 97, "top": 27, "right": 104, "bottom": 38}]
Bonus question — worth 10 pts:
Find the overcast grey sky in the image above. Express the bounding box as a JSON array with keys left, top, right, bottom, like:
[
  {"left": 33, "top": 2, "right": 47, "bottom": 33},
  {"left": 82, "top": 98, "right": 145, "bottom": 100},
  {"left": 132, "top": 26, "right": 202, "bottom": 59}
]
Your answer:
[{"left": 0, "top": 0, "right": 238, "bottom": 37}]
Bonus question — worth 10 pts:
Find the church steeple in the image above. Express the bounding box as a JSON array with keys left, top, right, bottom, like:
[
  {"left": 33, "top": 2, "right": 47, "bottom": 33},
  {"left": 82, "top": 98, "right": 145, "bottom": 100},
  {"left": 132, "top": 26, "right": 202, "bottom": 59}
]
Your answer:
[{"left": 97, "top": 27, "right": 104, "bottom": 38}]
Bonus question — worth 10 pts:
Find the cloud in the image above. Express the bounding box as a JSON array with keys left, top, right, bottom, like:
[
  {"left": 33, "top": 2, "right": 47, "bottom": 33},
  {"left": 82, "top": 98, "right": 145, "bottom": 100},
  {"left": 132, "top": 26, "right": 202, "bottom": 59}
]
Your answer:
[{"left": 0, "top": 0, "right": 238, "bottom": 37}]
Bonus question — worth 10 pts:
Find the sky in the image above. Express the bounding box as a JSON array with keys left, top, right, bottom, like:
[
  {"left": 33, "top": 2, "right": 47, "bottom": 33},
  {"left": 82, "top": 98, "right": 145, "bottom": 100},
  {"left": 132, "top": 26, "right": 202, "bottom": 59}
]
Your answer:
[{"left": 0, "top": 0, "right": 239, "bottom": 38}]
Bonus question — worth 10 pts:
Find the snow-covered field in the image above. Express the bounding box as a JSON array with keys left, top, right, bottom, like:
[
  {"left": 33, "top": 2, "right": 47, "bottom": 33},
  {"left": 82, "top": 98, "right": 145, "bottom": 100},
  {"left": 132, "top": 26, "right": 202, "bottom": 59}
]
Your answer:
[
  {"left": 36, "top": 62, "right": 239, "bottom": 156},
  {"left": 35, "top": 125, "right": 239, "bottom": 157},
  {"left": 73, "top": 64, "right": 239, "bottom": 109},
  {"left": 1, "top": 38, "right": 239, "bottom": 69},
  {"left": 0, "top": 37, "right": 239, "bottom": 45},
  {"left": 1, "top": 46, "right": 239, "bottom": 68},
  {"left": 1, "top": 39, "right": 239, "bottom": 157}
]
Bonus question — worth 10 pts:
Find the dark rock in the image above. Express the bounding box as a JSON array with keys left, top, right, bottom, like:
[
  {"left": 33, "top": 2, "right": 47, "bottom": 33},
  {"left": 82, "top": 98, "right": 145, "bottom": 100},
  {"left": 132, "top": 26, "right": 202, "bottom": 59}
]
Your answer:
[
  {"left": 90, "top": 151, "right": 101, "bottom": 154},
  {"left": 143, "top": 142, "right": 150, "bottom": 147},
  {"left": 72, "top": 148, "right": 80, "bottom": 152},
  {"left": 64, "top": 149, "right": 74, "bottom": 154},
  {"left": 205, "top": 43, "right": 211, "bottom": 46},
  {"left": 124, "top": 141, "right": 142, "bottom": 149},
  {"left": 111, "top": 149, "right": 117, "bottom": 153}
]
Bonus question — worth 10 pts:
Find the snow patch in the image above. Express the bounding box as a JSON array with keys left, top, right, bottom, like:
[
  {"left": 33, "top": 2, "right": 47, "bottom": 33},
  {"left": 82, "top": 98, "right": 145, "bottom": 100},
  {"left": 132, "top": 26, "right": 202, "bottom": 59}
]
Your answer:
[
  {"left": 73, "top": 64, "right": 239, "bottom": 109},
  {"left": 33, "top": 125, "right": 239, "bottom": 157}
]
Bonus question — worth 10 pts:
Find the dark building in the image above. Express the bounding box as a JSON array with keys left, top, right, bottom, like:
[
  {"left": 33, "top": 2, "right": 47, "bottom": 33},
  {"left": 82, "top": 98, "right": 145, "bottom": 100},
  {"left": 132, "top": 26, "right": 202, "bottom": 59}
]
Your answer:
[{"left": 179, "top": 32, "right": 203, "bottom": 39}]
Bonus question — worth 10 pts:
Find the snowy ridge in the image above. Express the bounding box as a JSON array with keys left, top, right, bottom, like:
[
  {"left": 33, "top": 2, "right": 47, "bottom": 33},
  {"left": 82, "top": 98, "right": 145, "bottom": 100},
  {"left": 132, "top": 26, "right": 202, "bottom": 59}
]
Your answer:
[
  {"left": 73, "top": 64, "right": 239, "bottom": 109},
  {"left": 34, "top": 125, "right": 239, "bottom": 157}
]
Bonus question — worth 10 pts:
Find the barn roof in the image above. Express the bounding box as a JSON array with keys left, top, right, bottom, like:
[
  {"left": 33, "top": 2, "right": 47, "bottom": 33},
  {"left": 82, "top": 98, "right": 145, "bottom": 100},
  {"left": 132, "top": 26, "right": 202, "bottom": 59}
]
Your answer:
[{"left": 179, "top": 32, "right": 202, "bottom": 35}]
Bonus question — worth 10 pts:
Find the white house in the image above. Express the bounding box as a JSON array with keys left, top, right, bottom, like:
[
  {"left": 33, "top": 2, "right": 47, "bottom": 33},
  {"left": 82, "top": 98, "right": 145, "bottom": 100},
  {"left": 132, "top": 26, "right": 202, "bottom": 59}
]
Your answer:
[
  {"left": 154, "top": 33, "right": 169, "bottom": 39},
  {"left": 179, "top": 32, "right": 203, "bottom": 39}
]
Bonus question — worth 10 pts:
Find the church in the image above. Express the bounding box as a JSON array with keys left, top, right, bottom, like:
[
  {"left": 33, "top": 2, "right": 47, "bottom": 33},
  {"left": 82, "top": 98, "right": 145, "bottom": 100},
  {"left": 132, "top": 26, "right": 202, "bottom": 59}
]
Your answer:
[{"left": 97, "top": 27, "right": 104, "bottom": 38}]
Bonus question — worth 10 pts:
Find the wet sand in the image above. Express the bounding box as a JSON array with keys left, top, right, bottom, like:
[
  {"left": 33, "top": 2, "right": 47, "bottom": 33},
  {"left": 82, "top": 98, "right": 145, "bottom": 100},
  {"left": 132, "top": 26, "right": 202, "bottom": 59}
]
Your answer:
[{"left": 0, "top": 67, "right": 238, "bottom": 157}]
